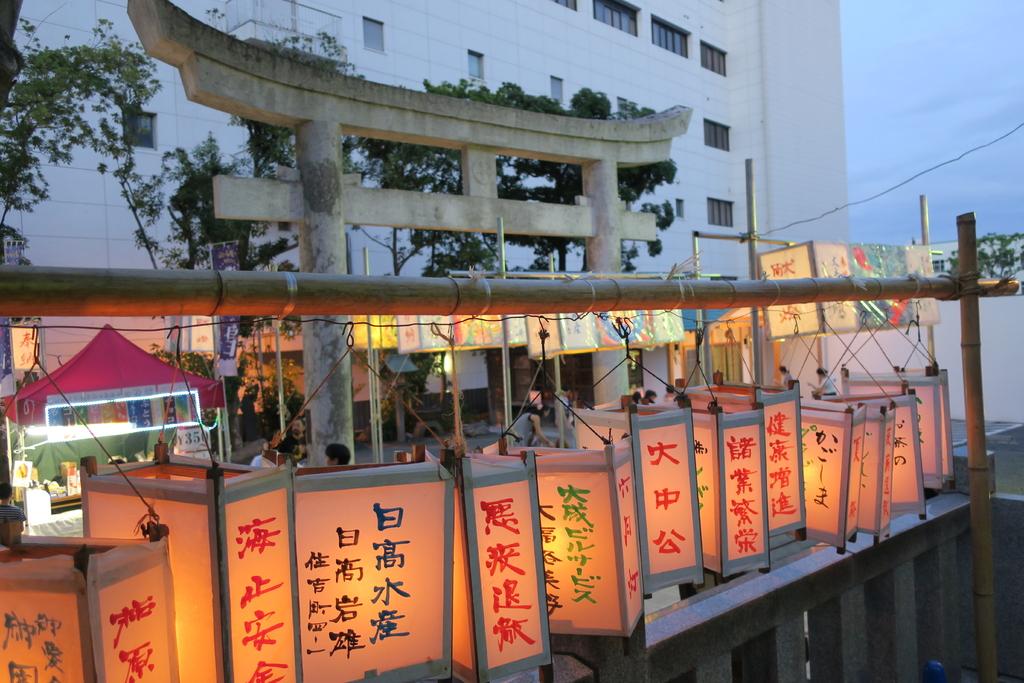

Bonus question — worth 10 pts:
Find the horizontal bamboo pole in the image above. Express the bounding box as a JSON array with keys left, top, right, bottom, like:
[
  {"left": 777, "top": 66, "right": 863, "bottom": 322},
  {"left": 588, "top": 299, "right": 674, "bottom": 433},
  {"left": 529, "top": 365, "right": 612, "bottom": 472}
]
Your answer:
[{"left": 0, "top": 266, "right": 1016, "bottom": 317}]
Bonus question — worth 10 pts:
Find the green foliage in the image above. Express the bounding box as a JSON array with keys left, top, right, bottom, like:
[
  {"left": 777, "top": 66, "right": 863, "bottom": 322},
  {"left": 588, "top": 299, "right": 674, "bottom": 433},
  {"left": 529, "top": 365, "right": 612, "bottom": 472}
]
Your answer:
[
  {"left": 349, "top": 80, "right": 677, "bottom": 273},
  {"left": 0, "top": 21, "right": 162, "bottom": 264},
  {"left": 949, "top": 232, "right": 1024, "bottom": 279}
]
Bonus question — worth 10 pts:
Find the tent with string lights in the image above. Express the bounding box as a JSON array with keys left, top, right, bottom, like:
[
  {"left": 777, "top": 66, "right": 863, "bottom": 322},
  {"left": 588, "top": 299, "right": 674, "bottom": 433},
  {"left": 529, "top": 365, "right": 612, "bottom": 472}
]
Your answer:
[{"left": 5, "top": 325, "right": 224, "bottom": 481}]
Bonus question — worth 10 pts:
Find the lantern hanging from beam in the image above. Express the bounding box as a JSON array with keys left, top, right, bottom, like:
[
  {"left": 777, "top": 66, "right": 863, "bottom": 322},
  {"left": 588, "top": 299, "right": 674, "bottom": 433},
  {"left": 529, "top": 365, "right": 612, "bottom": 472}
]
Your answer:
[
  {"left": 0, "top": 553, "right": 94, "bottom": 681},
  {"left": 531, "top": 445, "right": 643, "bottom": 636},
  {"left": 756, "top": 385, "right": 807, "bottom": 535},
  {"left": 294, "top": 460, "right": 454, "bottom": 682},
  {"left": 855, "top": 405, "right": 896, "bottom": 540},
  {"left": 87, "top": 539, "right": 179, "bottom": 683},
  {"left": 800, "top": 405, "right": 858, "bottom": 550},
  {"left": 857, "top": 394, "right": 926, "bottom": 518},
  {"left": 454, "top": 451, "right": 550, "bottom": 682},
  {"left": 83, "top": 461, "right": 301, "bottom": 682},
  {"left": 627, "top": 405, "right": 704, "bottom": 591}
]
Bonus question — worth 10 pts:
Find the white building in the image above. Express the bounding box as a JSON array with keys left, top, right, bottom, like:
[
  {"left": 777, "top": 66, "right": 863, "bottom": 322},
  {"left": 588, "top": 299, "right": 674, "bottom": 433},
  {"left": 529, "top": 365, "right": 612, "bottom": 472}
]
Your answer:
[{"left": 14, "top": 0, "right": 850, "bottom": 400}]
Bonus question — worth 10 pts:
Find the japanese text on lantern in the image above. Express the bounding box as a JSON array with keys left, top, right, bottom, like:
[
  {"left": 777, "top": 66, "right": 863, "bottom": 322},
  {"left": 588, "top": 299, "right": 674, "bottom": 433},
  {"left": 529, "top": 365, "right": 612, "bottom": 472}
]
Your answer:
[
  {"left": 109, "top": 595, "right": 158, "bottom": 682},
  {"left": 764, "top": 404, "right": 801, "bottom": 530},
  {"left": 800, "top": 410, "right": 847, "bottom": 545},
  {"left": 226, "top": 488, "right": 295, "bottom": 683},
  {"left": 638, "top": 423, "right": 698, "bottom": 577},
  {"left": 692, "top": 413, "right": 719, "bottom": 567},
  {"left": 615, "top": 462, "right": 641, "bottom": 604},
  {"left": 722, "top": 424, "right": 765, "bottom": 559},
  {"left": 880, "top": 420, "right": 895, "bottom": 530},
  {"left": 2, "top": 610, "right": 66, "bottom": 682}
]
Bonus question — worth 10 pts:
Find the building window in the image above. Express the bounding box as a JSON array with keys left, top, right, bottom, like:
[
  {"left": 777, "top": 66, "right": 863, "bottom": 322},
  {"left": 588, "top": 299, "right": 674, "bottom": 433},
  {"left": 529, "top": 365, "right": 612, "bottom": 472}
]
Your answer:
[
  {"left": 468, "top": 50, "right": 484, "bottom": 80},
  {"left": 707, "top": 197, "right": 733, "bottom": 227},
  {"left": 703, "top": 119, "right": 730, "bottom": 151},
  {"left": 550, "top": 76, "right": 564, "bottom": 102},
  {"left": 701, "top": 41, "right": 727, "bottom": 75},
  {"left": 363, "top": 17, "right": 384, "bottom": 51},
  {"left": 616, "top": 96, "right": 637, "bottom": 114},
  {"left": 551, "top": 0, "right": 577, "bottom": 8},
  {"left": 652, "top": 17, "right": 688, "bottom": 57},
  {"left": 675, "top": 198, "right": 685, "bottom": 220},
  {"left": 124, "top": 111, "right": 156, "bottom": 149},
  {"left": 593, "top": 0, "right": 637, "bottom": 36}
]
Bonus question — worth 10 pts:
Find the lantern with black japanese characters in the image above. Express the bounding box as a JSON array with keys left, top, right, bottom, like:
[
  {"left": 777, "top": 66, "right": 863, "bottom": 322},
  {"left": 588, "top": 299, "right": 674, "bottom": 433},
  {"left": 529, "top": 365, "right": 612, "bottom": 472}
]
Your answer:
[
  {"left": 293, "top": 460, "right": 455, "bottom": 682},
  {"left": 799, "top": 403, "right": 860, "bottom": 550}
]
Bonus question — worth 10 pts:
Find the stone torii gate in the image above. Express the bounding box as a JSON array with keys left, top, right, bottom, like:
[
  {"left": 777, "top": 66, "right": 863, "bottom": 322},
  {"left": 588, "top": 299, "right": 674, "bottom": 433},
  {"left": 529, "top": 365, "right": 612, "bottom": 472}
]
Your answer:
[{"left": 129, "top": 0, "right": 691, "bottom": 462}]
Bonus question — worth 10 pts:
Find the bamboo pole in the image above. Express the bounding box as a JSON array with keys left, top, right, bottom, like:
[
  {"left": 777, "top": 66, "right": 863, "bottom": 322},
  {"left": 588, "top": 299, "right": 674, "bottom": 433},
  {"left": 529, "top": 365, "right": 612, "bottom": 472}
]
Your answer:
[
  {"left": 0, "top": 266, "right": 1015, "bottom": 318},
  {"left": 957, "top": 211, "right": 998, "bottom": 682}
]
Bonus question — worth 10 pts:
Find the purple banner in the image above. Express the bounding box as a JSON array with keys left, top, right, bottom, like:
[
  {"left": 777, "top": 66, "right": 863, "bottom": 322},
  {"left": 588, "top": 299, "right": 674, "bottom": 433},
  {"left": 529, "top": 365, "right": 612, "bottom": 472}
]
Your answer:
[{"left": 210, "top": 241, "right": 240, "bottom": 377}]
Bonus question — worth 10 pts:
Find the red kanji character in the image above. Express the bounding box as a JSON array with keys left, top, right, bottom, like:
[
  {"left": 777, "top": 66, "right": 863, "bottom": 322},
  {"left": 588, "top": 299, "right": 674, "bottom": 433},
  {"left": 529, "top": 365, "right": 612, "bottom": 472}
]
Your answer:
[
  {"left": 492, "top": 578, "right": 531, "bottom": 613},
  {"left": 730, "top": 498, "right": 758, "bottom": 526},
  {"left": 492, "top": 617, "right": 535, "bottom": 652},
  {"left": 623, "top": 515, "right": 632, "bottom": 547},
  {"left": 768, "top": 467, "right": 791, "bottom": 490},
  {"left": 769, "top": 439, "right": 789, "bottom": 463},
  {"left": 647, "top": 441, "right": 680, "bottom": 466},
  {"left": 653, "top": 529, "right": 686, "bottom": 554},
  {"left": 486, "top": 542, "right": 526, "bottom": 576},
  {"left": 727, "top": 436, "right": 755, "bottom": 461},
  {"left": 771, "top": 492, "right": 796, "bottom": 517},
  {"left": 730, "top": 467, "right": 754, "bottom": 495},
  {"left": 654, "top": 488, "right": 681, "bottom": 510},
  {"left": 617, "top": 475, "right": 631, "bottom": 498},
  {"left": 242, "top": 609, "right": 284, "bottom": 651},
  {"left": 735, "top": 528, "right": 758, "bottom": 553},
  {"left": 766, "top": 412, "right": 791, "bottom": 437},
  {"left": 118, "top": 641, "right": 155, "bottom": 682},
  {"left": 627, "top": 569, "right": 639, "bottom": 595},
  {"left": 109, "top": 595, "right": 156, "bottom": 648},
  {"left": 480, "top": 498, "right": 520, "bottom": 535},
  {"left": 235, "top": 517, "right": 281, "bottom": 560},
  {"left": 246, "top": 661, "right": 288, "bottom": 683},
  {"left": 240, "top": 575, "right": 283, "bottom": 610}
]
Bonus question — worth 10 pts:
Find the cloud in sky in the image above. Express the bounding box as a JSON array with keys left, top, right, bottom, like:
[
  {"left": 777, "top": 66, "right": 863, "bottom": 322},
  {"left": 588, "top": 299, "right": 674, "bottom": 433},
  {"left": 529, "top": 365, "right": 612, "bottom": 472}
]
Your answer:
[{"left": 841, "top": 1, "right": 1024, "bottom": 245}]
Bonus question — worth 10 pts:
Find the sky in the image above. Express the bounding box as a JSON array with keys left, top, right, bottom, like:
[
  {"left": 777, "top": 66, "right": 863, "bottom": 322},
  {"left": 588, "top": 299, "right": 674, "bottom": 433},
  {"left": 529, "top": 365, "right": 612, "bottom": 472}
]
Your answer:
[{"left": 840, "top": 1, "right": 1024, "bottom": 246}]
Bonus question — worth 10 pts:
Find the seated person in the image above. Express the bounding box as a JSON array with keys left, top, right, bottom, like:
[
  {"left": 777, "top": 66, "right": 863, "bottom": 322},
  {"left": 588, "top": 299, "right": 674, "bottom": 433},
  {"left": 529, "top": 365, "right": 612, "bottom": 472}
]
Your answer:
[
  {"left": 0, "top": 482, "right": 27, "bottom": 530},
  {"left": 325, "top": 443, "right": 352, "bottom": 467}
]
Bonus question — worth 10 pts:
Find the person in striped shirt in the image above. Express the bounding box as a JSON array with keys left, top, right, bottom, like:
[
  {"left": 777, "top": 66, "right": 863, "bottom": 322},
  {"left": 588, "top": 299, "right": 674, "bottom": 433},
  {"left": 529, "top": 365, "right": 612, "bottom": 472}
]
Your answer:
[{"left": 0, "top": 481, "right": 26, "bottom": 527}]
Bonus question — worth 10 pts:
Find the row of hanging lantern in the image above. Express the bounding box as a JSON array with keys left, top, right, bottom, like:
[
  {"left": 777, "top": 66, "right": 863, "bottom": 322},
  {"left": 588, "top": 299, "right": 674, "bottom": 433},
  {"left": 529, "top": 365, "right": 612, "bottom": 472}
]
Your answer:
[{"left": 64, "top": 365, "right": 951, "bottom": 682}]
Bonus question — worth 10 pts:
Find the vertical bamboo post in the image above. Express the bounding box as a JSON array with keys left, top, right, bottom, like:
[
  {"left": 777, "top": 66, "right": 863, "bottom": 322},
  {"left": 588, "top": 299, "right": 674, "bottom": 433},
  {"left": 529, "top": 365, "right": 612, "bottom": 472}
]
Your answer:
[{"left": 957, "top": 211, "right": 998, "bottom": 682}]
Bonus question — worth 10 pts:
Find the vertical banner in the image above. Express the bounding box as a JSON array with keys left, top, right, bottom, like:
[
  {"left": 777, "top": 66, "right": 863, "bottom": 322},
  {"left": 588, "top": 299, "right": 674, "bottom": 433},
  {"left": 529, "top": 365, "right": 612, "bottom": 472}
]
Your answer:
[
  {"left": 718, "top": 410, "right": 770, "bottom": 576},
  {"left": 756, "top": 387, "right": 806, "bottom": 534},
  {"left": 629, "top": 407, "right": 703, "bottom": 591},
  {"left": 210, "top": 241, "right": 241, "bottom": 377}
]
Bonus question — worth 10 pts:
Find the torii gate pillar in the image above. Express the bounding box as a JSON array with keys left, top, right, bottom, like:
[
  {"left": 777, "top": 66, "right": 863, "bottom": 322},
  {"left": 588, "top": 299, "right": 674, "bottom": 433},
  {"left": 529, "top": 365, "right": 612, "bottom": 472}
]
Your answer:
[{"left": 295, "top": 120, "right": 352, "bottom": 461}]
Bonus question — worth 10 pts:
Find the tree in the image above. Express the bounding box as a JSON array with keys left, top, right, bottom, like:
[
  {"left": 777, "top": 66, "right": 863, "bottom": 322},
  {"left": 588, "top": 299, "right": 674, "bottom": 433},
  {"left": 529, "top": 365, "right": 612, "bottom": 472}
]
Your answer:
[
  {"left": 0, "top": 20, "right": 162, "bottom": 264},
  {"left": 950, "top": 232, "right": 1024, "bottom": 280}
]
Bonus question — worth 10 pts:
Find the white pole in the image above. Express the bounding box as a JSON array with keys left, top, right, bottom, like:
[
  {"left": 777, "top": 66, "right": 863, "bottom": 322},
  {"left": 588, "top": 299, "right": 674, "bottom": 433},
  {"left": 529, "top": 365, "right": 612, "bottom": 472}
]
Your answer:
[
  {"left": 550, "top": 253, "right": 567, "bottom": 448},
  {"left": 745, "top": 159, "right": 764, "bottom": 385},
  {"left": 364, "top": 248, "right": 382, "bottom": 464},
  {"left": 273, "top": 319, "right": 287, "bottom": 435},
  {"left": 213, "top": 319, "right": 227, "bottom": 461},
  {"left": 920, "top": 194, "right": 937, "bottom": 361},
  {"left": 498, "top": 217, "right": 513, "bottom": 430},
  {"left": 5, "top": 416, "right": 13, "bottom": 482}
]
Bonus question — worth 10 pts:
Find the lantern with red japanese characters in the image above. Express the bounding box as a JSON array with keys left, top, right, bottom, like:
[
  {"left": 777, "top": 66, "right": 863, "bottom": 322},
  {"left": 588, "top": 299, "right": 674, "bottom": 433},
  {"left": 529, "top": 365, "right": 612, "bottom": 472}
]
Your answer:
[
  {"left": 856, "top": 405, "right": 896, "bottom": 540},
  {"left": 293, "top": 460, "right": 455, "bottom": 682},
  {"left": 856, "top": 394, "right": 926, "bottom": 518},
  {"left": 756, "top": 386, "right": 806, "bottom": 535},
  {"left": 454, "top": 451, "right": 550, "bottom": 682},
  {"left": 532, "top": 445, "right": 643, "bottom": 636}
]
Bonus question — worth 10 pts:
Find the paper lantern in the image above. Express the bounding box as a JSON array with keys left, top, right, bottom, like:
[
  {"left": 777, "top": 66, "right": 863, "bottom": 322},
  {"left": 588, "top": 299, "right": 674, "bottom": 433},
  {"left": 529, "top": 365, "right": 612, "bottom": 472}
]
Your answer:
[
  {"left": 0, "top": 554, "right": 93, "bottom": 681},
  {"left": 83, "top": 461, "right": 301, "bottom": 681},
  {"left": 856, "top": 395, "right": 925, "bottom": 518},
  {"left": 454, "top": 452, "right": 550, "bottom": 681},
  {"left": 855, "top": 405, "right": 896, "bottom": 540},
  {"left": 294, "top": 461, "right": 454, "bottom": 682},
  {"left": 87, "top": 539, "right": 179, "bottom": 683},
  {"left": 627, "top": 406, "right": 704, "bottom": 591},
  {"left": 800, "top": 405, "right": 858, "bottom": 550},
  {"left": 844, "top": 369, "right": 954, "bottom": 487},
  {"left": 531, "top": 445, "right": 642, "bottom": 636}
]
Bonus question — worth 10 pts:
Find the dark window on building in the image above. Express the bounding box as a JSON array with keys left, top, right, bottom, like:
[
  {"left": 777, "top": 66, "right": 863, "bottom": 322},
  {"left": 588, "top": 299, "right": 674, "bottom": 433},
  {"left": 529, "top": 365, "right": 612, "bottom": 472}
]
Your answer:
[
  {"left": 363, "top": 17, "right": 384, "bottom": 51},
  {"left": 551, "top": 0, "right": 577, "bottom": 9},
  {"left": 124, "top": 112, "right": 156, "bottom": 149},
  {"left": 703, "top": 119, "right": 730, "bottom": 150},
  {"left": 707, "top": 197, "right": 733, "bottom": 227},
  {"left": 594, "top": 0, "right": 637, "bottom": 36},
  {"left": 550, "top": 76, "right": 564, "bottom": 101},
  {"left": 701, "top": 41, "right": 727, "bottom": 75},
  {"left": 675, "top": 198, "right": 685, "bottom": 220},
  {"left": 468, "top": 50, "right": 484, "bottom": 80},
  {"left": 652, "top": 17, "right": 688, "bottom": 57}
]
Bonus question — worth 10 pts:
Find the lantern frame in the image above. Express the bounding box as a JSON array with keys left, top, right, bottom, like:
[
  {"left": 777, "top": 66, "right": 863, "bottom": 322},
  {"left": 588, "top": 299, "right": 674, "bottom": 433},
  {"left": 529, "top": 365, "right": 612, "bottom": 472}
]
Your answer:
[
  {"left": 531, "top": 444, "right": 643, "bottom": 637},
  {"left": 458, "top": 451, "right": 551, "bottom": 682},
  {"left": 799, "top": 406, "right": 856, "bottom": 551},
  {"left": 716, "top": 408, "right": 771, "bottom": 576},
  {"left": 293, "top": 461, "right": 455, "bottom": 683},
  {"left": 627, "top": 405, "right": 704, "bottom": 591},
  {"left": 755, "top": 385, "right": 806, "bottom": 535}
]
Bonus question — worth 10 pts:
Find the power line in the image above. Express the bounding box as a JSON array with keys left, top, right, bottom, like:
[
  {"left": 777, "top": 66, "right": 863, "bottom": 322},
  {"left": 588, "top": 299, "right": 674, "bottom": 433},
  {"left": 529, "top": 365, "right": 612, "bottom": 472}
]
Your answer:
[{"left": 761, "top": 119, "right": 1024, "bottom": 237}]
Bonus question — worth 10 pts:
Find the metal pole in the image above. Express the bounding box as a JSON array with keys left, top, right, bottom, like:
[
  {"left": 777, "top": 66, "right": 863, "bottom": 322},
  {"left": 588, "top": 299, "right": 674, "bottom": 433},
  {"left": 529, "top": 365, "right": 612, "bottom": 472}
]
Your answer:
[
  {"left": 4, "top": 417, "right": 12, "bottom": 483},
  {"left": 957, "top": 211, "right": 998, "bottom": 682},
  {"left": 364, "top": 248, "right": 382, "bottom": 464},
  {"left": 920, "top": 194, "right": 937, "bottom": 360},
  {"left": 213, "top": 323, "right": 226, "bottom": 461},
  {"left": 273, "top": 319, "right": 286, "bottom": 435},
  {"left": 498, "top": 218, "right": 513, "bottom": 431},
  {"left": 692, "top": 232, "right": 713, "bottom": 377},
  {"left": 550, "top": 252, "right": 567, "bottom": 448},
  {"left": 745, "top": 159, "right": 763, "bottom": 385}
]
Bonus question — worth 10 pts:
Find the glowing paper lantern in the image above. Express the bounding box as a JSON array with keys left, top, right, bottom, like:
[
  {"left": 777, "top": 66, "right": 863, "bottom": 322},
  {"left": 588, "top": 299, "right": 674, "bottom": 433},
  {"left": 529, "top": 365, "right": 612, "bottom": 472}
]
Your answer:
[
  {"left": 293, "top": 461, "right": 454, "bottom": 682},
  {"left": 87, "top": 539, "right": 179, "bottom": 683},
  {"left": 800, "top": 406, "right": 858, "bottom": 550},
  {"left": 83, "top": 462, "right": 300, "bottom": 681},
  {"left": 756, "top": 387, "right": 806, "bottom": 535},
  {"left": 855, "top": 394, "right": 926, "bottom": 517},
  {"left": 533, "top": 445, "right": 642, "bottom": 636},
  {"left": 0, "top": 554, "right": 93, "bottom": 681},
  {"left": 692, "top": 410, "right": 722, "bottom": 573},
  {"left": 454, "top": 452, "right": 550, "bottom": 681},
  {"left": 856, "top": 405, "right": 896, "bottom": 540},
  {"left": 628, "top": 406, "right": 704, "bottom": 590}
]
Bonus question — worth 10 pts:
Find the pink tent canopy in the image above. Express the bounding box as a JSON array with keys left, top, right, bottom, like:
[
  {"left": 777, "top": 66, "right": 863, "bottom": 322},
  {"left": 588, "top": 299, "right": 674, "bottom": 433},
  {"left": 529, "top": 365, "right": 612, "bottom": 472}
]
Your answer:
[{"left": 5, "top": 325, "right": 224, "bottom": 425}]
